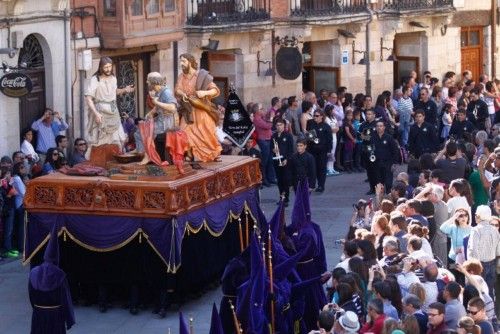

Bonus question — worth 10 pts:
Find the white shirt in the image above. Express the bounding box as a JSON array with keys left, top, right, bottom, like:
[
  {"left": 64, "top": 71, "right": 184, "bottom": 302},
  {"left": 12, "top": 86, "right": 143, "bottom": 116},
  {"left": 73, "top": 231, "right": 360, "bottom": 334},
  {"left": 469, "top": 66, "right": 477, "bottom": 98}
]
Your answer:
[
  {"left": 446, "top": 196, "right": 471, "bottom": 217},
  {"left": 215, "top": 126, "right": 229, "bottom": 144},
  {"left": 21, "top": 139, "right": 39, "bottom": 162}
]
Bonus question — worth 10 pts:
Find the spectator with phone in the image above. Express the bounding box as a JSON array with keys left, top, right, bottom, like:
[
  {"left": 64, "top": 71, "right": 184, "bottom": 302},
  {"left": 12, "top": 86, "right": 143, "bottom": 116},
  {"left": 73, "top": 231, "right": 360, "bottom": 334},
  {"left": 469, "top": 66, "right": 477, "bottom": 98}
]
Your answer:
[{"left": 31, "top": 108, "right": 69, "bottom": 160}]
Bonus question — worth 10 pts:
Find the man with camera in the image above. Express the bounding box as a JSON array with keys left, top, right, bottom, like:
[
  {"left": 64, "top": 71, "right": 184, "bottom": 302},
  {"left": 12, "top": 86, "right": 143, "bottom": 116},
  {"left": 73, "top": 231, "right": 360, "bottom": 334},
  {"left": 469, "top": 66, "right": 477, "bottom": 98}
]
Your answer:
[
  {"left": 433, "top": 141, "right": 467, "bottom": 184},
  {"left": 31, "top": 108, "right": 69, "bottom": 161},
  {"left": 359, "top": 109, "right": 378, "bottom": 195}
]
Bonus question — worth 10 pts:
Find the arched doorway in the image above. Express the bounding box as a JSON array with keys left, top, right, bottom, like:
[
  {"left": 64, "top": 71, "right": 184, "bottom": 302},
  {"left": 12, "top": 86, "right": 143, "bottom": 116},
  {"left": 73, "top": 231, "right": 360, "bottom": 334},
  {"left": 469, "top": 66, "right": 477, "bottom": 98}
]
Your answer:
[{"left": 18, "top": 34, "right": 46, "bottom": 144}]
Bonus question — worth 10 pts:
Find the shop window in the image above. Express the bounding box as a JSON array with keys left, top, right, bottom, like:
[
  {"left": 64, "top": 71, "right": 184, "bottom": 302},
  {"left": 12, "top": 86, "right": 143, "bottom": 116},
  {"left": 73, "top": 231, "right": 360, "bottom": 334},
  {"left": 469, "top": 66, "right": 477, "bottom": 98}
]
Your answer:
[
  {"left": 104, "top": 0, "right": 116, "bottom": 16},
  {"left": 131, "top": 0, "right": 143, "bottom": 16},
  {"left": 469, "top": 31, "right": 480, "bottom": 46},
  {"left": 146, "top": 0, "right": 159, "bottom": 15},
  {"left": 461, "top": 31, "right": 468, "bottom": 47},
  {"left": 164, "top": 0, "right": 175, "bottom": 12},
  {"left": 311, "top": 68, "right": 338, "bottom": 95}
]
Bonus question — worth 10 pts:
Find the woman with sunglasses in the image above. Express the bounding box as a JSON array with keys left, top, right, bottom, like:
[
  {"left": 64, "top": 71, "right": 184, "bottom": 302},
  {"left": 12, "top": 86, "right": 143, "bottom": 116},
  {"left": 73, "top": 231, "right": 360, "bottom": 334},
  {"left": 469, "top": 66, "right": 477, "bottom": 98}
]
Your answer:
[
  {"left": 42, "top": 147, "right": 62, "bottom": 175},
  {"left": 306, "top": 110, "right": 333, "bottom": 193},
  {"left": 440, "top": 208, "right": 472, "bottom": 272}
]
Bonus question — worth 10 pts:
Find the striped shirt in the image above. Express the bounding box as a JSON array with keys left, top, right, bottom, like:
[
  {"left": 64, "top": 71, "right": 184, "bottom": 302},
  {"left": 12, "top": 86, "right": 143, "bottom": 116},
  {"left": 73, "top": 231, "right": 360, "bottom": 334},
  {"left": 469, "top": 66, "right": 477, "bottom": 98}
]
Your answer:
[
  {"left": 467, "top": 221, "right": 500, "bottom": 262},
  {"left": 397, "top": 96, "right": 413, "bottom": 123},
  {"left": 31, "top": 118, "right": 68, "bottom": 154}
]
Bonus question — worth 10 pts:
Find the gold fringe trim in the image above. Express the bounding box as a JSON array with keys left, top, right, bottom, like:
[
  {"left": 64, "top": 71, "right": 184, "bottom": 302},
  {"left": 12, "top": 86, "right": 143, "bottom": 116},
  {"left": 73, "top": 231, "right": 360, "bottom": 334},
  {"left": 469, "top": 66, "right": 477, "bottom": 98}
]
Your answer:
[
  {"left": 23, "top": 200, "right": 258, "bottom": 273},
  {"left": 182, "top": 201, "right": 257, "bottom": 238},
  {"left": 23, "top": 228, "right": 66, "bottom": 265}
]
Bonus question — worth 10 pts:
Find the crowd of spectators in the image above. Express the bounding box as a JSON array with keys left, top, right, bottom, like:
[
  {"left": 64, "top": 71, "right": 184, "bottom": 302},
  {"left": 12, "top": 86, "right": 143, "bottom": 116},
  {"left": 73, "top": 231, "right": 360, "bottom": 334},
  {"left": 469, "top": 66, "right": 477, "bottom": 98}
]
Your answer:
[
  {"left": 295, "top": 70, "right": 500, "bottom": 333},
  {"left": 0, "top": 108, "right": 88, "bottom": 260}
]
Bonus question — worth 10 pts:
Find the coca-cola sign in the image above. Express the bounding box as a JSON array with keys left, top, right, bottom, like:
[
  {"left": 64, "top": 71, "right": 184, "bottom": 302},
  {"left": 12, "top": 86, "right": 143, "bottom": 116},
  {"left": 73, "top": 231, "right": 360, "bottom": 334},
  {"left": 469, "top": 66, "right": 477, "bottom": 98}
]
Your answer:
[{"left": 0, "top": 72, "right": 33, "bottom": 97}]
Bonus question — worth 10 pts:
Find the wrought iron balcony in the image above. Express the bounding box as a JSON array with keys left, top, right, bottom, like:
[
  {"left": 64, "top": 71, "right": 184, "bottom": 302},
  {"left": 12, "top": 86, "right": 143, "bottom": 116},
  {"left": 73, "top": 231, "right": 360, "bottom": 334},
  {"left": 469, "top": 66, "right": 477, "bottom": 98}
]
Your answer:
[
  {"left": 383, "top": 0, "right": 454, "bottom": 12},
  {"left": 186, "top": 0, "right": 271, "bottom": 26},
  {"left": 290, "top": 0, "right": 368, "bottom": 17}
]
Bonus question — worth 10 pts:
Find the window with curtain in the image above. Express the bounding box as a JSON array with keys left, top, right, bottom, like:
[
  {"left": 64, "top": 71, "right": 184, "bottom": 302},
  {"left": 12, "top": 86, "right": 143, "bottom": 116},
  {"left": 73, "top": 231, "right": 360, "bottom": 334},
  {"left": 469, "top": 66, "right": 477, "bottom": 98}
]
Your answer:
[
  {"left": 131, "top": 0, "right": 143, "bottom": 16},
  {"left": 164, "top": 0, "right": 175, "bottom": 12},
  {"left": 146, "top": 0, "right": 159, "bottom": 14},
  {"left": 104, "top": 0, "right": 116, "bottom": 16}
]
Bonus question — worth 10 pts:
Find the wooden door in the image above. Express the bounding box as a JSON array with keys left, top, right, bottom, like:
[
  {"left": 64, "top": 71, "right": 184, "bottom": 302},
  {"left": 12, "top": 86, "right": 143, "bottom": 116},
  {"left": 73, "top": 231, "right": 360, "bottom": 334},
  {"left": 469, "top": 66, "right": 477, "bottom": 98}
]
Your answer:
[
  {"left": 19, "top": 68, "right": 46, "bottom": 144},
  {"left": 394, "top": 56, "right": 419, "bottom": 89},
  {"left": 461, "top": 27, "right": 482, "bottom": 82}
]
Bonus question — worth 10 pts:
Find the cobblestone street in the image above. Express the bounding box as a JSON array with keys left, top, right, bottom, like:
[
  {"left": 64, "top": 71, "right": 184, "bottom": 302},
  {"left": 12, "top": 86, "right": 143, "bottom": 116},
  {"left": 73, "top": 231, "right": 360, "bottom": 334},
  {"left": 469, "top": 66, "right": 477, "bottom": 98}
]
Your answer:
[{"left": 0, "top": 171, "right": 368, "bottom": 333}]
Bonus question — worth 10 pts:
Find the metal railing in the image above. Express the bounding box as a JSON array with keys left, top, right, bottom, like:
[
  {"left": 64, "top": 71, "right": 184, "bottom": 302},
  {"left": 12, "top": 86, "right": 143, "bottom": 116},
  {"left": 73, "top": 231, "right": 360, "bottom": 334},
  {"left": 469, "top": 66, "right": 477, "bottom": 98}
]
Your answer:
[
  {"left": 383, "top": 0, "right": 454, "bottom": 11},
  {"left": 186, "top": 0, "right": 271, "bottom": 26},
  {"left": 290, "top": 0, "right": 367, "bottom": 17}
]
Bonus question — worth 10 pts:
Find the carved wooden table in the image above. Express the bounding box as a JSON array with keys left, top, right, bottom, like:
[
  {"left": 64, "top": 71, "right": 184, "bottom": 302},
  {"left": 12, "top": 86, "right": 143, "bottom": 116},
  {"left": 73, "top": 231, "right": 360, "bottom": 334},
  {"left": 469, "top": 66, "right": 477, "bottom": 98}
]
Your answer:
[{"left": 24, "top": 155, "right": 262, "bottom": 218}]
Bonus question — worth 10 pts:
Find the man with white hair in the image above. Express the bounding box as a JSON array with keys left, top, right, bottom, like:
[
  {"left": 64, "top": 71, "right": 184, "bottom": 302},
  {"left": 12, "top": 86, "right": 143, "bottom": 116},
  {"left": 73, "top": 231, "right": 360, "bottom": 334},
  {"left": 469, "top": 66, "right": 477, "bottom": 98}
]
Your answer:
[
  {"left": 467, "top": 205, "right": 500, "bottom": 300},
  {"left": 378, "top": 237, "right": 402, "bottom": 268},
  {"left": 416, "top": 184, "right": 449, "bottom": 267}
]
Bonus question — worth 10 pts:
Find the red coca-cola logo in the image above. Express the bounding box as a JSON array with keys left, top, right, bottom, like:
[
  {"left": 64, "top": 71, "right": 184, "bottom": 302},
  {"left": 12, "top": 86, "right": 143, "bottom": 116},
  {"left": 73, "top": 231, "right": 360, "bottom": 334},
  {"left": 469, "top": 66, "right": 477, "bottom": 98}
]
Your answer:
[{"left": 0, "top": 72, "right": 33, "bottom": 97}]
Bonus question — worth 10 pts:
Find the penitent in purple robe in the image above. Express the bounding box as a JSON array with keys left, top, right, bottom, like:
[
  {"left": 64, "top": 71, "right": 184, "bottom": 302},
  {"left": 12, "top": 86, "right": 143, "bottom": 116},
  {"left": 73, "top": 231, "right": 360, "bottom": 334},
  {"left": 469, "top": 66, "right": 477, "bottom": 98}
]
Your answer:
[
  {"left": 28, "top": 225, "right": 75, "bottom": 334},
  {"left": 288, "top": 180, "right": 327, "bottom": 332}
]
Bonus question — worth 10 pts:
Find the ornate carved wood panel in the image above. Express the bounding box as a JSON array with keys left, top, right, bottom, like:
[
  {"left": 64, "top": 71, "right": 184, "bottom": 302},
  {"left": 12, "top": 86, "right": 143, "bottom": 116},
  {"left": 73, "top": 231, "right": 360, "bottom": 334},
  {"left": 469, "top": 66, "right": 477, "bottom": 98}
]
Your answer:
[{"left": 25, "top": 156, "right": 261, "bottom": 218}]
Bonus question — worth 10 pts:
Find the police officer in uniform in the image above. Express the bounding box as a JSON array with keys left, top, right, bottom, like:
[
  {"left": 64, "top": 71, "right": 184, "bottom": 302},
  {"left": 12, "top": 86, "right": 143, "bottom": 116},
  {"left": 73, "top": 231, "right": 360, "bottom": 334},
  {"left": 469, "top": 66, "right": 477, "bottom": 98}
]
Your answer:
[
  {"left": 371, "top": 120, "right": 400, "bottom": 193},
  {"left": 306, "top": 110, "right": 333, "bottom": 193},
  {"left": 358, "top": 109, "right": 377, "bottom": 195},
  {"left": 449, "top": 108, "right": 475, "bottom": 140},
  {"left": 408, "top": 109, "right": 439, "bottom": 159},
  {"left": 272, "top": 118, "right": 294, "bottom": 205}
]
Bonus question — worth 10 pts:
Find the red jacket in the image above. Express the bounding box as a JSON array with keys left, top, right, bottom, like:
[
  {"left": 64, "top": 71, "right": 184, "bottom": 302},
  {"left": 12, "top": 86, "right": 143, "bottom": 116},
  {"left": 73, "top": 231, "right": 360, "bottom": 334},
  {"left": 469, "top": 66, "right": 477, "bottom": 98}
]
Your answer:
[
  {"left": 253, "top": 111, "right": 273, "bottom": 140},
  {"left": 426, "top": 322, "right": 448, "bottom": 334},
  {"left": 360, "top": 314, "right": 386, "bottom": 334}
]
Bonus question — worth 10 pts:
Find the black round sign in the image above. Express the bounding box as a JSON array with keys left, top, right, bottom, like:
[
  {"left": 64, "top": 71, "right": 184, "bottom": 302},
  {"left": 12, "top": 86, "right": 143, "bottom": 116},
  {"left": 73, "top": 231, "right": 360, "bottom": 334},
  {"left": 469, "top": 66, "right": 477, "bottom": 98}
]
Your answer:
[
  {"left": 0, "top": 72, "right": 33, "bottom": 97},
  {"left": 276, "top": 47, "right": 302, "bottom": 80}
]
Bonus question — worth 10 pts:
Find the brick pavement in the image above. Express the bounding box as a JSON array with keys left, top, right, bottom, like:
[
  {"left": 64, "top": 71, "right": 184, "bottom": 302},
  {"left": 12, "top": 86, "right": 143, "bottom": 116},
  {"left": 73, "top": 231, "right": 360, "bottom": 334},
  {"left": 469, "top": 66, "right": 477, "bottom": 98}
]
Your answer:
[{"left": 0, "top": 171, "right": 369, "bottom": 333}]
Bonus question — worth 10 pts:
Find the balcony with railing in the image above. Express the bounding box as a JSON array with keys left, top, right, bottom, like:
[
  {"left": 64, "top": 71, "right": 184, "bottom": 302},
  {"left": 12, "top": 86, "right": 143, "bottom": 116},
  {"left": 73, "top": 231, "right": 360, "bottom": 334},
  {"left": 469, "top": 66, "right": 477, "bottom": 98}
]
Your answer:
[
  {"left": 290, "top": 0, "right": 368, "bottom": 18},
  {"left": 382, "top": 0, "right": 454, "bottom": 13},
  {"left": 186, "top": 0, "right": 271, "bottom": 28}
]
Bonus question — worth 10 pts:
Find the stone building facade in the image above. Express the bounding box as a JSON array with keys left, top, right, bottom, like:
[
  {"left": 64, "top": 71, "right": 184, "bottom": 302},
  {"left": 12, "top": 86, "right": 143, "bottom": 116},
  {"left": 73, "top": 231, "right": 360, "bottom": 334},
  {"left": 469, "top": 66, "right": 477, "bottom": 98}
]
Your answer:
[
  {"left": 0, "top": 0, "right": 499, "bottom": 154},
  {"left": 0, "top": 0, "right": 69, "bottom": 155}
]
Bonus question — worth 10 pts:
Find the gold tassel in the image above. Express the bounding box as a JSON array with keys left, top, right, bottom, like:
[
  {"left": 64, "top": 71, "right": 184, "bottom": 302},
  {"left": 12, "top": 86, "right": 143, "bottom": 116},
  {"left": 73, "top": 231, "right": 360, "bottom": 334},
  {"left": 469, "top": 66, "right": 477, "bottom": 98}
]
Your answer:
[
  {"left": 139, "top": 231, "right": 142, "bottom": 243},
  {"left": 294, "top": 320, "right": 300, "bottom": 334},
  {"left": 63, "top": 230, "right": 66, "bottom": 242}
]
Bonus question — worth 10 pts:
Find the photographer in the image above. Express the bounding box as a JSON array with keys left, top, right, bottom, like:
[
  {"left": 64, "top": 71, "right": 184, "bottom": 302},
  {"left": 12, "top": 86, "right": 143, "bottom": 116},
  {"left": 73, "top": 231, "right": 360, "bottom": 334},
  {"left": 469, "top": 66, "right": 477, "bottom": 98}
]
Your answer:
[
  {"left": 346, "top": 199, "right": 373, "bottom": 240},
  {"left": 31, "top": 108, "right": 69, "bottom": 159},
  {"left": 434, "top": 141, "right": 468, "bottom": 184}
]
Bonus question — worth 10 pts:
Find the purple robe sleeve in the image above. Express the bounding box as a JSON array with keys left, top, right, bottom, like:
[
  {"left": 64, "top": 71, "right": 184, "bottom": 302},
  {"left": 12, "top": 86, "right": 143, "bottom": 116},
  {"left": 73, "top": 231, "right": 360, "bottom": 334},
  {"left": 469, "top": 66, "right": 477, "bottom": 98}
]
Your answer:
[{"left": 61, "top": 279, "right": 75, "bottom": 330}]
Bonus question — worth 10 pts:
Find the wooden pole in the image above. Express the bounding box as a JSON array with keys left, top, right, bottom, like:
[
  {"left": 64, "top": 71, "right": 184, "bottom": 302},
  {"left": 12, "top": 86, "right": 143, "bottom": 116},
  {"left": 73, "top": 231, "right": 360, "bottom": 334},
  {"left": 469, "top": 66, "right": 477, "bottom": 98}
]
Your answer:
[{"left": 268, "top": 227, "right": 275, "bottom": 333}]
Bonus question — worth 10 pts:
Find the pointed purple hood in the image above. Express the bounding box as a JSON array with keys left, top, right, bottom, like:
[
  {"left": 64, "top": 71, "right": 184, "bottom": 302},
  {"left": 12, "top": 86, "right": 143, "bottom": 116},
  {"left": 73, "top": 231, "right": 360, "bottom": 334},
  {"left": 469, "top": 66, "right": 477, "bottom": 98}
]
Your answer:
[
  {"left": 290, "top": 179, "right": 312, "bottom": 232},
  {"left": 236, "top": 233, "right": 268, "bottom": 334},
  {"left": 209, "top": 303, "right": 224, "bottom": 334},
  {"left": 29, "top": 224, "right": 66, "bottom": 291},
  {"left": 179, "top": 311, "right": 190, "bottom": 334}
]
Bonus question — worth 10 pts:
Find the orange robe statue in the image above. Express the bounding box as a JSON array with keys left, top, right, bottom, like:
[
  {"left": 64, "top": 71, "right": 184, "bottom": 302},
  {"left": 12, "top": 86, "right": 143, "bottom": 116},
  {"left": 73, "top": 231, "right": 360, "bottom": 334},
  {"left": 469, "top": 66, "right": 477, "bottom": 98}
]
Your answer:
[{"left": 175, "top": 70, "right": 222, "bottom": 162}]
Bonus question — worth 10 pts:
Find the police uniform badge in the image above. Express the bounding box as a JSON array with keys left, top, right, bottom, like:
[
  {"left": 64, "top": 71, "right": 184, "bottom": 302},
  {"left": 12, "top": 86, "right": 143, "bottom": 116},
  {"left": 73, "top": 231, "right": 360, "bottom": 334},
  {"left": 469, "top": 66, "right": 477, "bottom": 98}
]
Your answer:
[
  {"left": 383, "top": 140, "right": 387, "bottom": 145},
  {"left": 423, "top": 127, "right": 427, "bottom": 132}
]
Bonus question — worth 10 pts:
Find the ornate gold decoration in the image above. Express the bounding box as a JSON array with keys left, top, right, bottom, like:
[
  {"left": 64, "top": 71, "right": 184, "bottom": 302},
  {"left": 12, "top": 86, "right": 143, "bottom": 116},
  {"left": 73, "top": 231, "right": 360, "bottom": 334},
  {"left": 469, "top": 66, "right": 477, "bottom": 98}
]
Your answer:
[
  {"left": 143, "top": 191, "right": 166, "bottom": 209},
  {"left": 34, "top": 186, "right": 57, "bottom": 206},
  {"left": 63, "top": 188, "right": 93, "bottom": 207},
  {"left": 104, "top": 189, "right": 135, "bottom": 209}
]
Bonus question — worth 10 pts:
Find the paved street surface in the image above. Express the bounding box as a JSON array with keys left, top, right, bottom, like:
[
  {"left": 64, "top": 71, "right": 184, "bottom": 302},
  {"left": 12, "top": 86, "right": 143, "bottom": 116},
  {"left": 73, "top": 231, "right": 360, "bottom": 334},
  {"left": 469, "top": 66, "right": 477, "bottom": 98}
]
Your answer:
[{"left": 0, "top": 171, "right": 369, "bottom": 333}]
